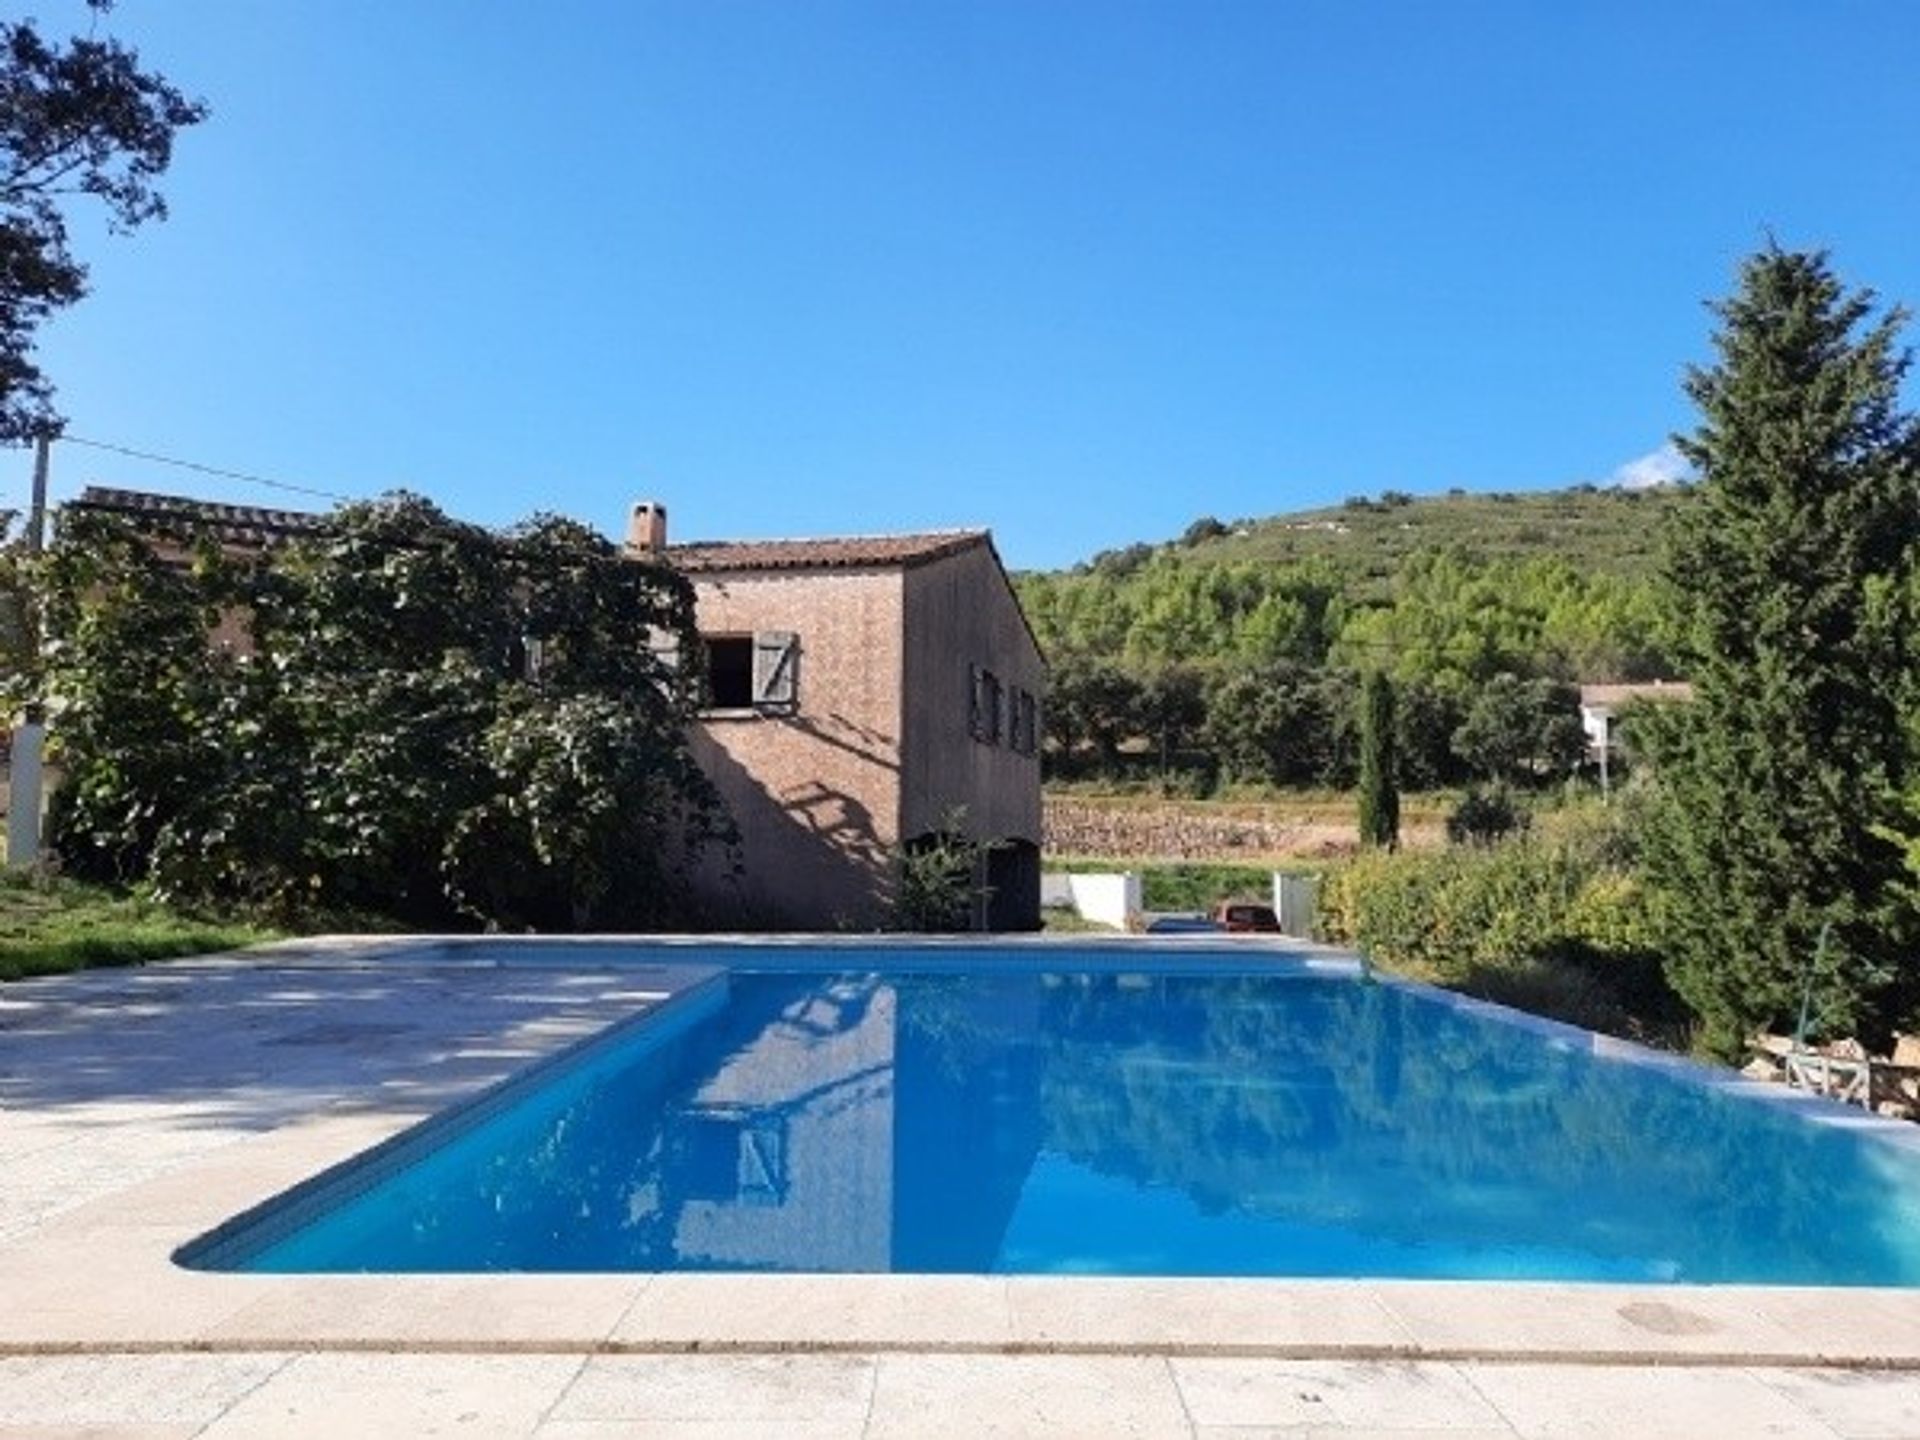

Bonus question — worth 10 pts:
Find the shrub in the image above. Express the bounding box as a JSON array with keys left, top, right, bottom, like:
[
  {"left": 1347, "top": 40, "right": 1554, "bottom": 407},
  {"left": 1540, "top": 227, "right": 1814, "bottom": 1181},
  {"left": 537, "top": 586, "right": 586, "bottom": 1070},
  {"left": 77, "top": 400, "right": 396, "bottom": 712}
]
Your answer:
[
  {"left": 1446, "top": 786, "right": 1528, "bottom": 845},
  {"left": 1316, "top": 811, "right": 1682, "bottom": 1041}
]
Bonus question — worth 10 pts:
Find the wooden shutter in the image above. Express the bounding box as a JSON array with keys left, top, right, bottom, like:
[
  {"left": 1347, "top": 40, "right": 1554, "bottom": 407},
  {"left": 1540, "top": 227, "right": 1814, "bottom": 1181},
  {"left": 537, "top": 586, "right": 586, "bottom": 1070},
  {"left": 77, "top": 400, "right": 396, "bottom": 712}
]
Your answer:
[
  {"left": 968, "top": 664, "right": 984, "bottom": 738},
  {"left": 753, "top": 631, "right": 799, "bottom": 708}
]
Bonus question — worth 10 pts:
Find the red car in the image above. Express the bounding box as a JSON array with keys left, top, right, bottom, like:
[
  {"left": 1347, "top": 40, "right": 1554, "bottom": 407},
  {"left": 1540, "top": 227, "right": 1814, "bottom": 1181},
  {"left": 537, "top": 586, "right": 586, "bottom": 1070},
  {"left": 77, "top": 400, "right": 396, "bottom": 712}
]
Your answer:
[{"left": 1211, "top": 901, "right": 1281, "bottom": 934}]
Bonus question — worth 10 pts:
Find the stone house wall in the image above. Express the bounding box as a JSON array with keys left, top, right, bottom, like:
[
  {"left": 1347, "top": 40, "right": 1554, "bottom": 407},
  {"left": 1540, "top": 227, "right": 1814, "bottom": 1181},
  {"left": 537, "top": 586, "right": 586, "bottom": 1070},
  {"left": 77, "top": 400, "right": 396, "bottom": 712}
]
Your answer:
[{"left": 686, "top": 566, "right": 908, "bottom": 929}]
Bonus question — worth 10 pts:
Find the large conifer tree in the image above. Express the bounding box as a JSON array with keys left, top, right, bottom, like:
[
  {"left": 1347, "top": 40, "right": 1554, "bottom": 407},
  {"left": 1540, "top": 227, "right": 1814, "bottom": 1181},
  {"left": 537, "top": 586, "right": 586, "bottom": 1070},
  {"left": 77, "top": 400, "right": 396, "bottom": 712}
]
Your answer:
[{"left": 1642, "top": 247, "right": 1920, "bottom": 1057}]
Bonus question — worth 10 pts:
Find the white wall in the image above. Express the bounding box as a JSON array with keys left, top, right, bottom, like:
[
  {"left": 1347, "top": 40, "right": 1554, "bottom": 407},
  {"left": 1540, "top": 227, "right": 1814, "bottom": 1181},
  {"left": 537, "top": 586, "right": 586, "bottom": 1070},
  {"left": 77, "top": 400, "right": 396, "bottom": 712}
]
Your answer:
[{"left": 1054, "top": 872, "right": 1140, "bottom": 930}]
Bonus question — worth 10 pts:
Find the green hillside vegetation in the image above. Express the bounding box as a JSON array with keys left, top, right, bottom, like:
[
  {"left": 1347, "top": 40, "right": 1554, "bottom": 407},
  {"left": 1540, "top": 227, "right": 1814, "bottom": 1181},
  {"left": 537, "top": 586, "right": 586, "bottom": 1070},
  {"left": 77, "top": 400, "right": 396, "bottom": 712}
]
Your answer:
[
  {"left": 1156, "top": 484, "right": 1682, "bottom": 591},
  {"left": 1019, "top": 484, "right": 1686, "bottom": 679},
  {"left": 1014, "top": 484, "right": 1688, "bottom": 795}
]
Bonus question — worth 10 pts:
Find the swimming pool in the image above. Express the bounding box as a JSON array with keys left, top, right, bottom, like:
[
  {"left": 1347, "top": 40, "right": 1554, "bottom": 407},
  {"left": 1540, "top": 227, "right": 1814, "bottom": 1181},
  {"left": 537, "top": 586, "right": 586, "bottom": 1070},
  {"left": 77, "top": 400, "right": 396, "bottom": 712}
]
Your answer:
[{"left": 180, "top": 950, "right": 1920, "bottom": 1284}]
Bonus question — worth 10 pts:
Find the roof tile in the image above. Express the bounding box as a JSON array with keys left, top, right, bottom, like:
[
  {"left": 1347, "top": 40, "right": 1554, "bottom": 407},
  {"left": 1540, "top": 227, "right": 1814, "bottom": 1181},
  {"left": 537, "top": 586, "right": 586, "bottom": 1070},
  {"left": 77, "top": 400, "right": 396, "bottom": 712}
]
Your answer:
[
  {"left": 665, "top": 531, "right": 987, "bottom": 573},
  {"left": 70, "top": 486, "right": 323, "bottom": 546}
]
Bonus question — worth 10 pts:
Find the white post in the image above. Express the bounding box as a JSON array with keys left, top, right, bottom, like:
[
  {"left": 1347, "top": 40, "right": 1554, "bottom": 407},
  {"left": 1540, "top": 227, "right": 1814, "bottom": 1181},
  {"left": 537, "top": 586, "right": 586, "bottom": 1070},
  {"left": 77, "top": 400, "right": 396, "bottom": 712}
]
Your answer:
[{"left": 6, "top": 721, "right": 42, "bottom": 867}]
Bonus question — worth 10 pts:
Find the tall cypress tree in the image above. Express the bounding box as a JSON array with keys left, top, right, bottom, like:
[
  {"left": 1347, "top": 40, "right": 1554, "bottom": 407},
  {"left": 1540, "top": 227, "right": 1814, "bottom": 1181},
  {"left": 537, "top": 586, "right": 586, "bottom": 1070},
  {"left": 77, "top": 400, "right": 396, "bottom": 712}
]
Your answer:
[
  {"left": 1641, "top": 247, "right": 1920, "bottom": 1058},
  {"left": 1357, "top": 669, "right": 1399, "bottom": 850}
]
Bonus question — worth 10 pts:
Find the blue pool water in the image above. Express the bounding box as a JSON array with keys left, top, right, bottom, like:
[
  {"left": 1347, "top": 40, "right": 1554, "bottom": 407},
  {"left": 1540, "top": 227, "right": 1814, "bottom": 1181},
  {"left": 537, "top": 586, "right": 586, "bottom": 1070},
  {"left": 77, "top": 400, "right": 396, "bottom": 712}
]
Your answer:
[{"left": 194, "top": 962, "right": 1920, "bottom": 1283}]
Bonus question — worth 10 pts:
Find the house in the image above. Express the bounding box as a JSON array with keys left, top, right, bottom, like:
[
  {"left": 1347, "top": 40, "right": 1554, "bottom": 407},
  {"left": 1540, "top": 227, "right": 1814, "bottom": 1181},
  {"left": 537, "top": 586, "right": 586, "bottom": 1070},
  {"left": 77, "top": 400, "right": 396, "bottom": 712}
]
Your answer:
[
  {"left": 1578, "top": 681, "right": 1694, "bottom": 761},
  {"left": 61, "top": 486, "right": 1046, "bottom": 931},
  {"left": 626, "top": 502, "right": 1044, "bottom": 931}
]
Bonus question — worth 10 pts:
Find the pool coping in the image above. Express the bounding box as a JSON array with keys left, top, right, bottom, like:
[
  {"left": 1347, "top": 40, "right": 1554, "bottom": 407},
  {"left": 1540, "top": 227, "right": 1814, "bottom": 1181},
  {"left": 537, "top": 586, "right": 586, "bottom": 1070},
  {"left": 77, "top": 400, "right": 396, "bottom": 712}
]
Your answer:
[{"left": 8, "top": 933, "right": 1920, "bottom": 1369}]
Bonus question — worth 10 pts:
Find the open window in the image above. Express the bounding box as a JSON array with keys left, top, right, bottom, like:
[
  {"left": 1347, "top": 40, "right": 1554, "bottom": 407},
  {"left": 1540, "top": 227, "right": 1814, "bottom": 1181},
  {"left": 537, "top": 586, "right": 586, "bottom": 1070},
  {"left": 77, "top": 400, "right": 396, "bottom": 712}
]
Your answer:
[
  {"left": 707, "top": 637, "right": 754, "bottom": 708},
  {"left": 703, "top": 631, "right": 799, "bottom": 713},
  {"left": 968, "top": 665, "right": 1003, "bottom": 744}
]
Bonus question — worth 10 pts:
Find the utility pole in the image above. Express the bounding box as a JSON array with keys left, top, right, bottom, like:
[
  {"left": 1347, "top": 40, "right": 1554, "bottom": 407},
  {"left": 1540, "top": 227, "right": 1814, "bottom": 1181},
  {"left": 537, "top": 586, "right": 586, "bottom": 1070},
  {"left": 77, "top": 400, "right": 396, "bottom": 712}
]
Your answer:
[
  {"left": 26, "top": 430, "right": 47, "bottom": 553},
  {"left": 7, "top": 433, "right": 50, "bottom": 867}
]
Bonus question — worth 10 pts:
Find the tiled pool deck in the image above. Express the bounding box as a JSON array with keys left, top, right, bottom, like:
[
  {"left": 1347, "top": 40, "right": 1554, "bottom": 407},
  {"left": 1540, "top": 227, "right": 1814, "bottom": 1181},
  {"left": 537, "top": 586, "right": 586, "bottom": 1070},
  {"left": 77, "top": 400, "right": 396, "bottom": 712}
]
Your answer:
[{"left": 4, "top": 937, "right": 1920, "bottom": 1437}]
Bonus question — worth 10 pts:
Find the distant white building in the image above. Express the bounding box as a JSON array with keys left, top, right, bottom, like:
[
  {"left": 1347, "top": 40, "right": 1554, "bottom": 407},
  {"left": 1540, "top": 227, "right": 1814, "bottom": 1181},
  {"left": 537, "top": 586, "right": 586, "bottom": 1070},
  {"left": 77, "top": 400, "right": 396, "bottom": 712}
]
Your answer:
[{"left": 1578, "top": 681, "right": 1694, "bottom": 760}]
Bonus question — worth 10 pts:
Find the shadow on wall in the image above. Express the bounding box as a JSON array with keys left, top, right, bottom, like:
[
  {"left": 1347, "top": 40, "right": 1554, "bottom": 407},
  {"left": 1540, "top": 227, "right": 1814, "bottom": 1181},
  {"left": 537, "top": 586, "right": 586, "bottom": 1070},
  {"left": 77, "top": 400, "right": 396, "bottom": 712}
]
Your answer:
[{"left": 690, "top": 729, "right": 893, "bottom": 931}]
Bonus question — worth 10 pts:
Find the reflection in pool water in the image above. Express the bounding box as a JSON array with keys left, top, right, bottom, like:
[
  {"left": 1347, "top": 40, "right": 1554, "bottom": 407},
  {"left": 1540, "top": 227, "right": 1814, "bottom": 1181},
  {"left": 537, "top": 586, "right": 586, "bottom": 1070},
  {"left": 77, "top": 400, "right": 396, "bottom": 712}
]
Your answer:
[{"left": 235, "top": 969, "right": 1920, "bottom": 1283}]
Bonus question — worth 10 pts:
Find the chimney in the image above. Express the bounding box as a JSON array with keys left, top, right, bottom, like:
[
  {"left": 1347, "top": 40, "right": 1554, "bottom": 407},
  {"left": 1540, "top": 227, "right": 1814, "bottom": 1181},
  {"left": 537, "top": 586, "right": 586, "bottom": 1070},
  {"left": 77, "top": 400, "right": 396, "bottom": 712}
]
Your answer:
[{"left": 626, "top": 500, "right": 668, "bottom": 555}]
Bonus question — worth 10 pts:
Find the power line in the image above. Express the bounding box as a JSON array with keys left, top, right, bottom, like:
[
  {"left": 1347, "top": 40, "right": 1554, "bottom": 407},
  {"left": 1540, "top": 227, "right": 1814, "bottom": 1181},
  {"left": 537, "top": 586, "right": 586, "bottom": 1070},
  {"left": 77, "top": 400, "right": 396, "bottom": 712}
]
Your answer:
[{"left": 58, "top": 435, "right": 357, "bottom": 504}]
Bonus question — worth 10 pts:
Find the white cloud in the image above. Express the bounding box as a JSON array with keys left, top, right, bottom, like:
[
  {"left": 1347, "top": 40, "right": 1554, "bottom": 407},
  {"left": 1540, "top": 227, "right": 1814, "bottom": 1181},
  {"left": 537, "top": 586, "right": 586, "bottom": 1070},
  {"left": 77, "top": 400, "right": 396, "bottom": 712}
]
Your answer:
[{"left": 1608, "top": 442, "right": 1690, "bottom": 490}]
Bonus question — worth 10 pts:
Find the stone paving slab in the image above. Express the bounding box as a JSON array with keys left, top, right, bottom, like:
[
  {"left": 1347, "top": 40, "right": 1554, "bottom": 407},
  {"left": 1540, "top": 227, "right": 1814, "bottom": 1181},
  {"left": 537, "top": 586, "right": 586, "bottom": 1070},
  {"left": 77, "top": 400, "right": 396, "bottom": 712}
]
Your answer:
[{"left": 4, "top": 1352, "right": 1915, "bottom": 1438}]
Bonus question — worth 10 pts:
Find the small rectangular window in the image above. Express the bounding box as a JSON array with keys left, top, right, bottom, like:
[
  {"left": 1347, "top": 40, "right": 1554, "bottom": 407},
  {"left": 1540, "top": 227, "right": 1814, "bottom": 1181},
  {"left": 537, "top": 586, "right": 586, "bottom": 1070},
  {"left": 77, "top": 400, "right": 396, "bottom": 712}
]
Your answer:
[
  {"left": 970, "top": 666, "right": 1004, "bottom": 745},
  {"left": 1009, "top": 687, "right": 1038, "bottom": 756}
]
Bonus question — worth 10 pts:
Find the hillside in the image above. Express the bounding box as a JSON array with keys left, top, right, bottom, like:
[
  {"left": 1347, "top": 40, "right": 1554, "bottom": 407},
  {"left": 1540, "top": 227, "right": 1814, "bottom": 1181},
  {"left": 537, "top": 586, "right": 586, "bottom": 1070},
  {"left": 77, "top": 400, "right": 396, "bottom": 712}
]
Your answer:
[
  {"left": 1013, "top": 482, "right": 1688, "bottom": 797},
  {"left": 1066, "top": 484, "right": 1688, "bottom": 592}
]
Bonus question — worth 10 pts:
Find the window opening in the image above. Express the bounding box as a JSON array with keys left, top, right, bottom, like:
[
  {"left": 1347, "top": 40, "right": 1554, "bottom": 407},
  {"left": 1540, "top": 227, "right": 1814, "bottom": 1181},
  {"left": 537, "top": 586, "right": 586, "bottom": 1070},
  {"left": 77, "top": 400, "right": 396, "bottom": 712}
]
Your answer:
[{"left": 707, "top": 636, "right": 754, "bottom": 708}]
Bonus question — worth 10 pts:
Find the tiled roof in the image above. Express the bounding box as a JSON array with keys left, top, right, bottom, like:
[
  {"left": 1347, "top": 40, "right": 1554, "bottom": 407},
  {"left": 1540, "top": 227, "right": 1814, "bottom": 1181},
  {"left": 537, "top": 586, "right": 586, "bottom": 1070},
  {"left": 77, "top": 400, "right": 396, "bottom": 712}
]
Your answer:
[
  {"left": 67, "top": 487, "right": 996, "bottom": 578},
  {"left": 665, "top": 530, "right": 989, "bottom": 574},
  {"left": 69, "top": 486, "right": 324, "bottom": 546}
]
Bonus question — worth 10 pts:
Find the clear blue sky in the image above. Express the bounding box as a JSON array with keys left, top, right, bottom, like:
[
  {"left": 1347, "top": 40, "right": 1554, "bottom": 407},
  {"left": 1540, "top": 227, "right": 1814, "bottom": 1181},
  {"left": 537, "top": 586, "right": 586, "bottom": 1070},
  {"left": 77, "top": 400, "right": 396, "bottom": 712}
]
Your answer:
[{"left": 10, "top": 1, "right": 1920, "bottom": 569}]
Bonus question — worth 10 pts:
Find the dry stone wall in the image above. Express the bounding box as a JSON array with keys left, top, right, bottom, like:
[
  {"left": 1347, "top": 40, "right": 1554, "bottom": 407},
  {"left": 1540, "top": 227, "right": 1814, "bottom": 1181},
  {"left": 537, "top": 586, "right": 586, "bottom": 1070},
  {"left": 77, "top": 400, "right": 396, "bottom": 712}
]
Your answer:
[{"left": 1043, "top": 797, "right": 1359, "bottom": 861}]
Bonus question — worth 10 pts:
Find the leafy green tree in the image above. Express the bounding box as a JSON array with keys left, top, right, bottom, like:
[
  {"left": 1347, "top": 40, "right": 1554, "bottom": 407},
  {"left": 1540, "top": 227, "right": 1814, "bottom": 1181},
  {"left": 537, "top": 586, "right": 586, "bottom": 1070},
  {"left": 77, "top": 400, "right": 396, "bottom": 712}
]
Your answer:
[
  {"left": 1452, "top": 673, "right": 1585, "bottom": 786},
  {"left": 0, "top": 510, "right": 34, "bottom": 709},
  {"left": 1639, "top": 247, "right": 1920, "bottom": 1057},
  {"left": 1, "top": 5, "right": 207, "bottom": 441},
  {"left": 1202, "top": 665, "right": 1333, "bottom": 786},
  {"left": 41, "top": 498, "right": 732, "bottom": 929},
  {"left": 1179, "top": 515, "right": 1229, "bottom": 546},
  {"left": 1311, "top": 668, "right": 1361, "bottom": 786},
  {"left": 37, "top": 512, "right": 234, "bottom": 884},
  {"left": 1357, "top": 671, "right": 1399, "bottom": 849},
  {"left": 1135, "top": 664, "right": 1206, "bottom": 775},
  {"left": 1045, "top": 656, "right": 1141, "bottom": 770},
  {"left": 1394, "top": 677, "right": 1466, "bottom": 789}
]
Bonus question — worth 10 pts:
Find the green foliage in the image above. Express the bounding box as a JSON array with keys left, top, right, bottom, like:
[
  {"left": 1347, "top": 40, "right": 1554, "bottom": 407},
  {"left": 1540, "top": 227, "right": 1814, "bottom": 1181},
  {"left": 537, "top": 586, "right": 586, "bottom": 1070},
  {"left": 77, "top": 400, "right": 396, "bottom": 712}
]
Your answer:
[
  {"left": 1450, "top": 673, "right": 1586, "bottom": 785},
  {"left": 1638, "top": 248, "right": 1920, "bottom": 1057},
  {"left": 1, "top": 9, "right": 208, "bottom": 441},
  {"left": 894, "top": 809, "right": 992, "bottom": 932},
  {"left": 1043, "top": 656, "right": 1141, "bottom": 766},
  {"left": 1356, "top": 671, "right": 1399, "bottom": 849},
  {"left": 1016, "top": 486, "right": 1682, "bottom": 795},
  {"left": 1316, "top": 811, "right": 1681, "bottom": 1041},
  {"left": 1137, "top": 862, "right": 1274, "bottom": 911},
  {"left": 1393, "top": 678, "right": 1468, "bottom": 789},
  {"left": 0, "top": 510, "right": 36, "bottom": 709},
  {"left": 1134, "top": 664, "right": 1206, "bottom": 774},
  {"left": 1201, "top": 665, "right": 1354, "bottom": 788},
  {"left": 40, "top": 498, "right": 733, "bottom": 930},
  {"left": 1446, "top": 786, "right": 1529, "bottom": 846},
  {"left": 1177, "top": 484, "right": 1687, "bottom": 584},
  {"left": 1020, "top": 553, "right": 1344, "bottom": 673}
]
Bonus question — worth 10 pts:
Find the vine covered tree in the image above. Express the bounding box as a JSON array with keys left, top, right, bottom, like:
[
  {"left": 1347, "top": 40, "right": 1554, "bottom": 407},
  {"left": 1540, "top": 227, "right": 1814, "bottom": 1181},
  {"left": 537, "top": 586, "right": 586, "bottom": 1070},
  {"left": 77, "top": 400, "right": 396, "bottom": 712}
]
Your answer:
[
  {"left": 1, "top": 3, "right": 207, "bottom": 441},
  {"left": 1356, "top": 670, "right": 1399, "bottom": 849},
  {"left": 42, "top": 498, "right": 735, "bottom": 929},
  {"left": 1640, "top": 247, "right": 1920, "bottom": 1057}
]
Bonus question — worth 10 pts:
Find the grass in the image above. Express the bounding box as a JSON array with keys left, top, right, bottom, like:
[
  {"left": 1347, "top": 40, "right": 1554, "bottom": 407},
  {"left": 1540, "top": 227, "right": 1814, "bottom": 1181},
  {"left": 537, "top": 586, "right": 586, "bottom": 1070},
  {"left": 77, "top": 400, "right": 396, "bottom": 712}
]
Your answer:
[
  {"left": 1039, "top": 908, "right": 1119, "bottom": 934},
  {"left": 0, "top": 867, "right": 278, "bottom": 982}
]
